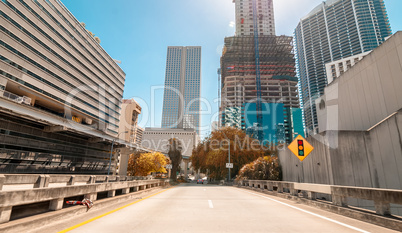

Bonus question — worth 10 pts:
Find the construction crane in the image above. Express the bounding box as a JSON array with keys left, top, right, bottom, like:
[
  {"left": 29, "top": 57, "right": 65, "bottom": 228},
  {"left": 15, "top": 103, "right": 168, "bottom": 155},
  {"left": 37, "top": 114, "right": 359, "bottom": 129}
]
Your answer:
[
  {"left": 252, "top": 0, "right": 263, "bottom": 142},
  {"left": 218, "top": 68, "right": 222, "bottom": 128},
  {"left": 218, "top": 68, "right": 221, "bottom": 103}
]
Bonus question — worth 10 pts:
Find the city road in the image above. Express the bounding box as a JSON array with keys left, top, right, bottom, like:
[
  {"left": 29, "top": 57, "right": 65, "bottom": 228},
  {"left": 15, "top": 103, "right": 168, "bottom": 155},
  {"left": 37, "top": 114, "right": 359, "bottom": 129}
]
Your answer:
[{"left": 53, "top": 184, "right": 397, "bottom": 233}]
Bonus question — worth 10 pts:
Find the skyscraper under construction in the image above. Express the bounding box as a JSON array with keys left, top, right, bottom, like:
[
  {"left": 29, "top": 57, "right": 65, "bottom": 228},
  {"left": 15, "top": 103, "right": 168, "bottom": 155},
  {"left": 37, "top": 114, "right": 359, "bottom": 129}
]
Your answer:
[{"left": 220, "top": 0, "right": 304, "bottom": 143}]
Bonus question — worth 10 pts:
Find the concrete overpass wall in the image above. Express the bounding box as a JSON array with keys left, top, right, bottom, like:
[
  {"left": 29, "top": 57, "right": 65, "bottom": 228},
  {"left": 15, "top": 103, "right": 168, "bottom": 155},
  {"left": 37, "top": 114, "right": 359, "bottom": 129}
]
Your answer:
[
  {"left": 279, "top": 111, "right": 402, "bottom": 189},
  {"left": 279, "top": 110, "right": 402, "bottom": 214},
  {"left": 279, "top": 131, "right": 371, "bottom": 186},
  {"left": 367, "top": 110, "right": 402, "bottom": 190}
]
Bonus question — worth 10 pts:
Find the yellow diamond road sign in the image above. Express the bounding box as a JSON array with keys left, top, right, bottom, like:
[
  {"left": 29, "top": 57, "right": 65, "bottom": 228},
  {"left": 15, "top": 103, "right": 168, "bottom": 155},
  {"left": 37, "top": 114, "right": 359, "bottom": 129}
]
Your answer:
[{"left": 288, "top": 135, "right": 314, "bottom": 162}]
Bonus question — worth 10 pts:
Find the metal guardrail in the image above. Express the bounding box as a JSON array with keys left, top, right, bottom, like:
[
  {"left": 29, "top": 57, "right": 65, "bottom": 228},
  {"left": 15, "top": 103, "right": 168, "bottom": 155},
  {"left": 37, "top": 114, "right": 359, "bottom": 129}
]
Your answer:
[
  {"left": 236, "top": 180, "right": 402, "bottom": 216},
  {"left": 0, "top": 174, "right": 168, "bottom": 224}
]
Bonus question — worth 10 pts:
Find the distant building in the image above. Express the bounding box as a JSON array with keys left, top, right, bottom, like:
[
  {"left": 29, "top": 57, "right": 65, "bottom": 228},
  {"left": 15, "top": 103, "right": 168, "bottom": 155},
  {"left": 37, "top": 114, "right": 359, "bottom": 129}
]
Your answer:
[
  {"left": 161, "top": 46, "right": 201, "bottom": 136},
  {"left": 135, "top": 126, "right": 144, "bottom": 145},
  {"left": 211, "top": 121, "right": 220, "bottom": 132},
  {"left": 0, "top": 0, "right": 130, "bottom": 174},
  {"left": 294, "top": 0, "right": 392, "bottom": 135},
  {"left": 222, "top": 106, "right": 242, "bottom": 129},
  {"left": 142, "top": 128, "right": 199, "bottom": 178},
  {"left": 119, "top": 99, "right": 142, "bottom": 143},
  {"left": 325, "top": 51, "right": 371, "bottom": 85},
  {"left": 142, "top": 128, "right": 199, "bottom": 158},
  {"left": 233, "top": 0, "right": 275, "bottom": 36}
]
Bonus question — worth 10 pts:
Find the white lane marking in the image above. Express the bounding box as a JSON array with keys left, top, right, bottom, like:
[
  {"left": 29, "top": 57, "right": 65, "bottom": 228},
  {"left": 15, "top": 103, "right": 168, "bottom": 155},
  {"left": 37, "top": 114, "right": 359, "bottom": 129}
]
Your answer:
[
  {"left": 241, "top": 190, "right": 370, "bottom": 233},
  {"left": 208, "top": 200, "right": 214, "bottom": 209},
  {"left": 203, "top": 189, "right": 206, "bottom": 191}
]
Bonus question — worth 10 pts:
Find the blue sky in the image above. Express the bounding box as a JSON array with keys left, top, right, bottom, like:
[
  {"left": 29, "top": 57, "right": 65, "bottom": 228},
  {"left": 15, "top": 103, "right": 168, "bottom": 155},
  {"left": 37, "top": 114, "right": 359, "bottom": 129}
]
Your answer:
[{"left": 62, "top": 0, "right": 402, "bottom": 138}]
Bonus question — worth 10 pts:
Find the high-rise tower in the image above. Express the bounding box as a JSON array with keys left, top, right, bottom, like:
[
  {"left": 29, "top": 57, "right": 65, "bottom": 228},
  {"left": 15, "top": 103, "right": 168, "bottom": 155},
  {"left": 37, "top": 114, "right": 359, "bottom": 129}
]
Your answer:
[
  {"left": 294, "top": 0, "right": 392, "bottom": 135},
  {"left": 234, "top": 0, "right": 275, "bottom": 36},
  {"left": 220, "top": 0, "right": 304, "bottom": 143},
  {"left": 161, "top": 46, "right": 201, "bottom": 135}
]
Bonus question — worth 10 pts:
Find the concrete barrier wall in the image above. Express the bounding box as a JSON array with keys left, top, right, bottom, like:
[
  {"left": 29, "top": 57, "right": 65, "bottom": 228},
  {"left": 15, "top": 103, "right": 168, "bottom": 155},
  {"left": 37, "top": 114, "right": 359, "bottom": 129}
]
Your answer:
[
  {"left": 236, "top": 180, "right": 402, "bottom": 231},
  {"left": 237, "top": 180, "right": 402, "bottom": 216},
  {"left": 0, "top": 174, "right": 152, "bottom": 191}
]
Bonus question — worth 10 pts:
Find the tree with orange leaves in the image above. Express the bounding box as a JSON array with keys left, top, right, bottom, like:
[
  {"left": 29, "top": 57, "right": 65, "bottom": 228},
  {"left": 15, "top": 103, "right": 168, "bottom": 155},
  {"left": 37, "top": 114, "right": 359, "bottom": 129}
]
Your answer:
[
  {"left": 127, "top": 152, "right": 169, "bottom": 176},
  {"left": 237, "top": 156, "right": 281, "bottom": 181},
  {"left": 191, "top": 127, "right": 277, "bottom": 180}
]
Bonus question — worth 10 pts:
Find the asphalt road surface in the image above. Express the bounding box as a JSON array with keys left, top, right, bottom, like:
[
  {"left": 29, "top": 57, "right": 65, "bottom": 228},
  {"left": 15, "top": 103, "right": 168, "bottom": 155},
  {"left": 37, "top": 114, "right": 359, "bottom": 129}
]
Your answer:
[{"left": 56, "top": 184, "right": 397, "bottom": 233}]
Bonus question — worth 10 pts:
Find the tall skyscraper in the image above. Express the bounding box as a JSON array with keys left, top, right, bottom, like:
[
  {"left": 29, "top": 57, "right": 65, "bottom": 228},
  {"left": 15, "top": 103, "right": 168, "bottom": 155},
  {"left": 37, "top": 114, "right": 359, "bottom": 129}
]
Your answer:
[
  {"left": 220, "top": 0, "right": 304, "bottom": 143},
  {"left": 294, "top": 0, "right": 392, "bottom": 135},
  {"left": 161, "top": 46, "right": 201, "bottom": 135},
  {"left": 234, "top": 0, "right": 275, "bottom": 36}
]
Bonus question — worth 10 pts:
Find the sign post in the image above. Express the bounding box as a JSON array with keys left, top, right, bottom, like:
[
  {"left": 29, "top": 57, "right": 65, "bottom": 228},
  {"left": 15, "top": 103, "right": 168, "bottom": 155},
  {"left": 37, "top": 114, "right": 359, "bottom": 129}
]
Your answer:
[
  {"left": 288, "top": 135, "right": 314, "bottom": 183},
  {"left": 166, "top": 164, "right": 172, "bottom": 178}
]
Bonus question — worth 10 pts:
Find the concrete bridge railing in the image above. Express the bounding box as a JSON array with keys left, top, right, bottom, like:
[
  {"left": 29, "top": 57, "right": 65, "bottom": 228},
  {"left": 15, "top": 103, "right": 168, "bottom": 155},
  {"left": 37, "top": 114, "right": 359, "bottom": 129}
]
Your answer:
[
  {"left": 236, "top": 180, "right": 402, "bottom": 216},
  {"left": 0, "top": 174, "right": 168, "bottom": 223},
  {"left": 0, "top": 174, "right": 152, "bottom": 191}
]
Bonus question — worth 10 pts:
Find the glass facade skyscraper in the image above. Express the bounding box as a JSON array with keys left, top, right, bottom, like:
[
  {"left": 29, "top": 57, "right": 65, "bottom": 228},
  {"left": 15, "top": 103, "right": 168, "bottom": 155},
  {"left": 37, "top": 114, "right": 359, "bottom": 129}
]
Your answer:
[
  {"left": 161, "top": 46, "right": 201, "bottom": 135},
  {"left": 294, "top": 0, "right": 392, "bottom": 135}
]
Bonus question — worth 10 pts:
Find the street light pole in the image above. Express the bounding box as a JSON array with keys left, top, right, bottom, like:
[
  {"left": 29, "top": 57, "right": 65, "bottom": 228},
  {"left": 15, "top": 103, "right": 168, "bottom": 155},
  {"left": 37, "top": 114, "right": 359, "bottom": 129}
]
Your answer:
[
  {"left": 228, "top": 140, "right": 231, "bottom": 181},
  {"left": 108, "top": 131, "right": 128, "bottom": 176},
  {"left": 220, "top": 132, "right": 232, "bottom": 182}
]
